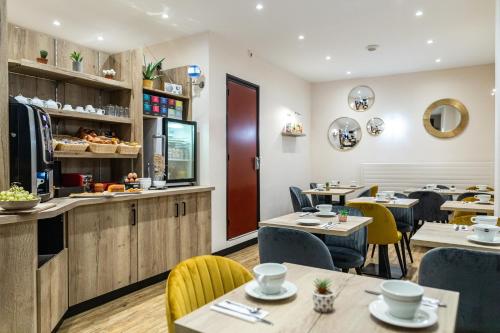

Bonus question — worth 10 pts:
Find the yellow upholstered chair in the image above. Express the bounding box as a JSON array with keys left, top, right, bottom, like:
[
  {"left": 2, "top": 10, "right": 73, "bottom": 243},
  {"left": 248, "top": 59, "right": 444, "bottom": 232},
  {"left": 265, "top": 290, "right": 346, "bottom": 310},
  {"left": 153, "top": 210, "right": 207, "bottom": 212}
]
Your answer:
[
  {"left": 452, "top": 197, "right": 479, "bottom": 220},
  {"left": 452, "top": 215, "right": 500, "bottom": 226},
  {"left": 369, "top": 185, "right": 379, "bottom": 197},
  {"left": 347, "top": 202, "right": 405, "bottom": 278},
  {"left": 165, "top": 255, "right": 253, "bottom": 333},
  {"left": 467, "top": 186, "right": 494, "bottom": 191}
]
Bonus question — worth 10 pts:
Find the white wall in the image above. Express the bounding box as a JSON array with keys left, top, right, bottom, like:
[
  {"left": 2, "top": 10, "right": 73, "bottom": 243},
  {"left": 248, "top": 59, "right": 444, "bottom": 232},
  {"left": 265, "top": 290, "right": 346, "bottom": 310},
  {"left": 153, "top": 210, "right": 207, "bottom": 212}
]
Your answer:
[
  {"left": 495, "top": 0, "right": 500, "bottom": 214},
  {"left": 311, "top": 65, "right": 495, "bottom": 185}
]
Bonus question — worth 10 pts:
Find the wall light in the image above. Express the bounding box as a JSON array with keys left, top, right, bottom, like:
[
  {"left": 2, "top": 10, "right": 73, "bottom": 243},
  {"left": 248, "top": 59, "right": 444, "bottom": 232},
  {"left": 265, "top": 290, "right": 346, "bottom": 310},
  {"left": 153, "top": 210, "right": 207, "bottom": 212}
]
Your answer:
[{"left": 188, "top": 65, "right": 205, "bottom": 89}]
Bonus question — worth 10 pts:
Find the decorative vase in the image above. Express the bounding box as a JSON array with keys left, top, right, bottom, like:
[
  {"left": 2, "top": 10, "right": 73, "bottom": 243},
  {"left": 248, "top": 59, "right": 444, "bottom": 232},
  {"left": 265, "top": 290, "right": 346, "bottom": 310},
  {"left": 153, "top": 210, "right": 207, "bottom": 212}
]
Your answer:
[
  {"left": 72, "top": 61, "right": 83, "bottom": 72},
  {"left": 338, "top": 214, "right": 348, "bottom": 223},
  {"left": 143, "top": 79, "right": 154, "bottom": 89},
  {"left": 313, "top": 292, "right": 335, "bottom": 313},
  {"left": 36, "top": 58, "right": 48, "bottom": 64}
]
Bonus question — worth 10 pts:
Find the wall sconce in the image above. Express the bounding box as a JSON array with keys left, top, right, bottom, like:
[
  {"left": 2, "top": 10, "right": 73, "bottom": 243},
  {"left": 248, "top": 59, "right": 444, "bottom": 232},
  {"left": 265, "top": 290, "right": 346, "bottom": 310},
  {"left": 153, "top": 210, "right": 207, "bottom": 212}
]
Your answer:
[
  {"left": 188, "top": 65, "right": 205, "bottom": 89},
  {"left": 282, "top": 111, "right": 305, "bottom": 136}
]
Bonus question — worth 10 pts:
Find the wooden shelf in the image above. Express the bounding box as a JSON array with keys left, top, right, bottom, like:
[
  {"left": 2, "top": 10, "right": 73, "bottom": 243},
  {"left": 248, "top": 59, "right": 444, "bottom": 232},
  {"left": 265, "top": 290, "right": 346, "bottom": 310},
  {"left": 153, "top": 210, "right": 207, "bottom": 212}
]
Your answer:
[
  {"left": 8, "top": 59, "right": 132, "bottom": 91},
  {"left": 44, "top": 108, "right": 132, "bottom": 124},
  {"left": 282, "top": 132, "right": 306, "bottom": 137},
  {"left": 54, "top": 151, "right": 138, "bottom": 159},
  {"left": 143, "top": 114, "right": 162, "bottom": 120},
  {"left": 143, "top": 88, "right": 190, "bottom": 101}
]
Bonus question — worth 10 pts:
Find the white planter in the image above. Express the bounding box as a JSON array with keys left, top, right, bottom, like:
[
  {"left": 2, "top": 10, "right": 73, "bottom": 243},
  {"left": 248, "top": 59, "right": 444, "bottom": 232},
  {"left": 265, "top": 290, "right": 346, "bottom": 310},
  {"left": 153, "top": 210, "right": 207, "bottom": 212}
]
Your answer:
[{"left": 313, "top": 292, "right": 335, "bottom": 313}]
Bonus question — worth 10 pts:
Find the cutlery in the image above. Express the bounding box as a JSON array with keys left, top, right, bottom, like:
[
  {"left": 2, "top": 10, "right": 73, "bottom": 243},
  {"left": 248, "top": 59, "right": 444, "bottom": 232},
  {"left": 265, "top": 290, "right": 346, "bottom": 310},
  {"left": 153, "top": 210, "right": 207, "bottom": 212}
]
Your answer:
[
  {"left": 213, "top": 304, "right": 273, "bottom": 325},
  {"left": 225, "top": 300, "right": 261, "bottom": 314},
  {"left": 364, "top": 290, "right": 446, "bottom": 307},
  {"left": 299, "top": 212, "right": 311, "bottom": 217}
]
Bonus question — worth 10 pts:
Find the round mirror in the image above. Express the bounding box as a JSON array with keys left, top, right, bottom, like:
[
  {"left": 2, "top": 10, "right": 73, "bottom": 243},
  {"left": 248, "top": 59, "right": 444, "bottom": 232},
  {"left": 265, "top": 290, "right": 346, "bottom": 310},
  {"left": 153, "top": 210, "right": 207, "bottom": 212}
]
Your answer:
[
  {"left": 366, "top": 117, "right": 384, "bottom": 136},
  {"left": 348, "top": 85, "right": 375, "bottom": 111},
  {"left": 423, "top": 99, "right": 469, "bottom": 138},
  {"left": 328, "top": 117, "right": 362, "bottom": 151}
]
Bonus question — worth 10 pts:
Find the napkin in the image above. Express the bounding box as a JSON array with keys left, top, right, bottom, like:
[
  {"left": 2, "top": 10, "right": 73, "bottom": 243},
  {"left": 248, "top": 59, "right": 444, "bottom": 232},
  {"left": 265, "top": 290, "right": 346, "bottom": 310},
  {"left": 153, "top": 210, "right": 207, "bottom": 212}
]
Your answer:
[{"left": 210, "top": 300, "right": 269, "bottom": 323}]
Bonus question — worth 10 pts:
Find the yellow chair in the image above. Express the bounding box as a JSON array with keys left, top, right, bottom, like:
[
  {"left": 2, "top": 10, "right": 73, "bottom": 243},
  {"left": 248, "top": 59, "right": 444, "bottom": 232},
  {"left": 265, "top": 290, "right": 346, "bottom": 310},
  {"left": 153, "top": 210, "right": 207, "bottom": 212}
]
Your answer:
[
  {"left": 369, "top": 185, "right": 379, "bottom": 197},
  {"left": 452, "top": 197, "right": 478, "bottom": 220},
  {"left": 347, "top": 202, "right": 405, "bottom": 278},
  {"left": 452, "top": 215, "right": 500, "bottom": 226},
  {"left": 165, "top": 255, "right": 253, "bottom": 333}
]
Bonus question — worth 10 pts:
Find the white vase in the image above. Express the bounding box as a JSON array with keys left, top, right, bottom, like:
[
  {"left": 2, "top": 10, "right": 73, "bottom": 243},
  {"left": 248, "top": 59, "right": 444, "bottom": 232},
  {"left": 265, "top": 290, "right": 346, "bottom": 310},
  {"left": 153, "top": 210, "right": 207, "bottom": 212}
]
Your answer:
[
  {"left": 72, "top": 61, "right": 83, "bottom": 72},
  {"left": 313, "top": 292, "right": 335, "bottom": 313}
]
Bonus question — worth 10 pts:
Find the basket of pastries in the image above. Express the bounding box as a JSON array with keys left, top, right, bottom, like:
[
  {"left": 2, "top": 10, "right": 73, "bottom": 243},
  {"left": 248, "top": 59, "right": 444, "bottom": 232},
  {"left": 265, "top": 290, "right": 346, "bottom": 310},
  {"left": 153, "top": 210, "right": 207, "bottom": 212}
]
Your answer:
[
  {"left": 77, "top": 127, "right": 119, "bottom": 154},
  {"left": 53, "top": 135, "right": 89, "bottom": 152},
  {"left": 117, "top": 142, "right": 141, "bottom": 155}
]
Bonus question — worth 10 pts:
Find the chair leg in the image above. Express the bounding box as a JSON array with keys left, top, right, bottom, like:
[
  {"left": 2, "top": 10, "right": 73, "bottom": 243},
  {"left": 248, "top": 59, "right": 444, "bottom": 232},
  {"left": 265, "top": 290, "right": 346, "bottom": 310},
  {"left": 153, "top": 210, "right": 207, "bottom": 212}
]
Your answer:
[
  {"left": 355, "top": 267, "right": 363, "bottom": 275},
  {"left": 394, "top": 243, "right": 405, "bottom": 278},
  {"left": 399, "top": 238, "right": 407, "bottom": 275},
  {"left": 403, "top": 233, "right": 414, "bottom": 263},
  {"left": 370, "top": 244, "right": 376, "bottom": 258}
]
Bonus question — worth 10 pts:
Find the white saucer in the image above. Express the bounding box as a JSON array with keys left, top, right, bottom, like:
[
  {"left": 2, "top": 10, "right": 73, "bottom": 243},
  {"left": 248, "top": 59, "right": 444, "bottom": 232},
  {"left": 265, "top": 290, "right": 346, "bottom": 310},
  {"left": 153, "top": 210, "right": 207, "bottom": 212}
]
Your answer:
[
  {"left": 466, "top": 234, "right": 500, "bottom": 245},
  {"left": 244, "top": 280, "right": 297, "bottom": 301},
  {"left": 296, "top": 218, "right": 321, "bottom": 226},
  {"left": 369, "top": 299, "right": 438, "bottom": 329},
  {"left": 315, "top": 212, "right": 337, "bottom": 217}
]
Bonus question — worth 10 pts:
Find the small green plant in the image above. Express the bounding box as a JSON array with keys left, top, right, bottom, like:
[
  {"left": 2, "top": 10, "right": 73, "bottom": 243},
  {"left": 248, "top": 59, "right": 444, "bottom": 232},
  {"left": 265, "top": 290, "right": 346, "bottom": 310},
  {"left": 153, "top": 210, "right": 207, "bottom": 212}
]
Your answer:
[
  {"left": 314, "top": 278, "right": 332, "bottom": 295},
  {"left": 143, "top": 57, "right": 165, "bottom": 80},
  {"left": 40, "top": 50, "right": 48, "bottom": 59},
  {"left": 70, "top": 51, "right": 83, "bottom": 63},
  {"left": 339, "top": 209, "right": 349, "bottom": 216}
]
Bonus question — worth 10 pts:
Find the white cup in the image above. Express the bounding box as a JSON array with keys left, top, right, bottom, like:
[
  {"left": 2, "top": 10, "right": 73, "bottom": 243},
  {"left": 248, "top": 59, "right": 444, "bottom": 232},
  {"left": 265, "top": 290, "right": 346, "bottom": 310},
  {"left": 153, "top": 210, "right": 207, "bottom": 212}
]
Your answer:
[
  {"left": 331, "top": 180, "right": 340, "bottom": 186},
  {"left": 138, "top": 178, "right": 152, "bottom": 190},
  {"left": 62, "top": 104, "right": 73, "bottom": 111},
  {"left": 471, "top": 216, "right": 498, "bottom": 226},
  {"left": 351, "top": 180, "right": 358, "bottom": 187},
  {"left": 474, "top": 194, "right": 491, "bottom": 203},
  {"left": 426, "top": 184, "right": 436, "bottom": 190},
  {"left": 315, "top": 204, "right": 332, "bottom": 213},
  {"left": 375, "top": 192, "right": 387, "bottom": 201},
  {"left": 253, "top": 263, "right": 286, "bottom": 295},
  {"left": 85, "top": 105, "right": 95, "bottom": 113},
  {"left": 381, "top": 280, "right": 424, "bottom": 319},
  {"left": 474, "top": 224, "right": 500, "bottom": 242},
  {"left": 75, "top": 106, "right": 85, "bottom": 112},
  {"left": 316, "top": 183, "right": 324, "bottom": 190},
  {"left": 384, "top": 191, "right": 395, "bottom": 199},
  {"left": 477, "top": 185, "right": 489, "bottom": 191},
  {"left": 96, "top": 108, "right": 104, "bottom": 115}
]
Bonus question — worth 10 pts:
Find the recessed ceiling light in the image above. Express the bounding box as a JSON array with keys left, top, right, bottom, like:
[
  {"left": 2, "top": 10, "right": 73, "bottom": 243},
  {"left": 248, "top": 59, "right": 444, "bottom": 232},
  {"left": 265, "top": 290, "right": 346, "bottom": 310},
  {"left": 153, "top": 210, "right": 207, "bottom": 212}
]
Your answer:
[
  {"left": 346, "top": 71, "right": 351, "bottom": 75},
  {"left": 491, "top": 88, "right": 496, "bottom": 96},
  {"left": 298, "top": 35, "right": 305, "bottom": 40},
  {"left": 256, "top": 3, "right": 264, "bottom": 10},
  {"left": 415, "top": 10, "right": 423, "bottom": 17},
  {"left": 97, "top": 36, "right": 104, "bottom": 41},
  {"left": 427, "top": 39, "right": 434, "bottom": 44},
  {"left": 161, "top": 13, "right": 169, "bottom": 19},
  {"left": 325, "top": 56, "right": 331, "bottom": 61},
  {"left": 53, "top": 20, "right": 61, "bottom": 26},
  {"left": 435, "top": 58, "right": 441, "bottom": 63}
]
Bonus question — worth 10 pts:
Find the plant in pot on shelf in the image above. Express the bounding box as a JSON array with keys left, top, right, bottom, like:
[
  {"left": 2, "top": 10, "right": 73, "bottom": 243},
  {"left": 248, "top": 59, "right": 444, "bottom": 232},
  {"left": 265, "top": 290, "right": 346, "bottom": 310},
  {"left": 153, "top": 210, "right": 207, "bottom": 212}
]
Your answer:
[
  {"left": 70, "top": 51, "right": 83, "bottom": 72},
  {"left": 338, "top": 209, "right": 349, "bottom": 222},
  {"left": 313, "top": 278, "right": 335, "bottom": 313},
  {"left": 143, "top": 57, "right": 165, "bottom": 89},
  {"left": 37, "top": 50, "right": 48, "bottom": 64}
]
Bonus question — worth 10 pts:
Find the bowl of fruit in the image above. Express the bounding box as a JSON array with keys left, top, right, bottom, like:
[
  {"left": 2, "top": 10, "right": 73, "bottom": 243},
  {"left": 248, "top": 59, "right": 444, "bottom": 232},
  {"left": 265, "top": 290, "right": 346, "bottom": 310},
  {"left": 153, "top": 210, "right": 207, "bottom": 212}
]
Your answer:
[{"left": 0, "top": 185, "right": 41, "bottom": 210}]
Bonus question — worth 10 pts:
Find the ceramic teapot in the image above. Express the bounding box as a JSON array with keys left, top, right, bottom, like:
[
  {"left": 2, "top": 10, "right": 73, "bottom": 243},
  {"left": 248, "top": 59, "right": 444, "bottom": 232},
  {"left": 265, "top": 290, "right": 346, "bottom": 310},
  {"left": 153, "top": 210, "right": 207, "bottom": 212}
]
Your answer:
[
  {"left": 30, "top": 97, "right": 45, "bottom": 107},
  {"left": 14, "top": 94, "right": 30, "bottom": 104},
  {"left": 44, "top": 99, "right": 62, "bottom": 109}
]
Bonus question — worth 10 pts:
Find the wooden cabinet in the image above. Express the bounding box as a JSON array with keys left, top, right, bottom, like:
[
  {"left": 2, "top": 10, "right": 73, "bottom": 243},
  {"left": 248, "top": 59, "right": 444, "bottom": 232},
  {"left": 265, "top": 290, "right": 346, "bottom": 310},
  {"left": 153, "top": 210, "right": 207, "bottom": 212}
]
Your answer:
[
  {"left": 67, "top": 201, "right": 138, "bottom": 306},
  {"left": 179, "top": 192, "right": 212, "bottom": 261}
]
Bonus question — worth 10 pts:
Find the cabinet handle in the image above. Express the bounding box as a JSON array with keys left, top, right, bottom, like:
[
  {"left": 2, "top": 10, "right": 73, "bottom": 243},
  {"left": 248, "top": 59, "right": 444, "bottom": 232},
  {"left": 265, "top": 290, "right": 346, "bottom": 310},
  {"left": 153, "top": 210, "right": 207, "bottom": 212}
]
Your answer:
[
  {"left": 183, "top": 202, "right": 186, "bottom": 216},
  {"left": 175, "top": 203, "right": 179, "bottom": 217},
  {"left": 131, "top": 204, "right": 136, "bottom": 226}
]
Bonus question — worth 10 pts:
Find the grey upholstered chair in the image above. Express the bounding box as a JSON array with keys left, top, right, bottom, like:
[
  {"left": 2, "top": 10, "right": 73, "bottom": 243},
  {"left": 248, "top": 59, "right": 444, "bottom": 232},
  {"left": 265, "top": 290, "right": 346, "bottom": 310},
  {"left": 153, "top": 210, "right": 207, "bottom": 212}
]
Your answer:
[
  {"left": 419, "top": 248, "right": 500, "bottom": 333},
  {"left": 324, "top": 206, "right": 367, "bottom": 274},
  {"left": 258, "top": 227, "right": 336, "bottom": 270},
  {"left": 408, "top": 191, "right": 448, "bottom": 230},
  {"left": 309, "top": 183, "right": 339, "bottom": 206},
  {"left": 289, "top": 186, "right": 317, "bottom": 213},
  {"left": 388, "top": 193, "right": 413, "bottom": 265}
]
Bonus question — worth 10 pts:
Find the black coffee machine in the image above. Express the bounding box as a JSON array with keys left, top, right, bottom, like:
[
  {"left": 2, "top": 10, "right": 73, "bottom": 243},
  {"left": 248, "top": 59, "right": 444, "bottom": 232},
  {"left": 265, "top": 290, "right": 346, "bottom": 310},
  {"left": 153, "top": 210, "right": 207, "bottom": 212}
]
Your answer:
[{"left": 9, "top": 97, "right": 54, "bottom": 202}]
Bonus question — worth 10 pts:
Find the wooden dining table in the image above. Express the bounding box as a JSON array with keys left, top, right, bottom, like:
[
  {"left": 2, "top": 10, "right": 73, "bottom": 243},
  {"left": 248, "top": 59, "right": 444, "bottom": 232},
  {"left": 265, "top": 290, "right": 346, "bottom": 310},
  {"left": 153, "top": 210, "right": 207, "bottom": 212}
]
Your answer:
[
  {"left": 440, "top": 200, "right": 494, "bottom": 214},
  {"left": 175, "top": 263, "right": 459, "bottom": 333},
  {"left": 411, "top": 222, "right": 500, "bottom": 253},
  {"left": 302, "top": 188, "right": 357, "bottom": 205},
  {"left": 403, "top": 188, "right": 494, "bottom": 196}
]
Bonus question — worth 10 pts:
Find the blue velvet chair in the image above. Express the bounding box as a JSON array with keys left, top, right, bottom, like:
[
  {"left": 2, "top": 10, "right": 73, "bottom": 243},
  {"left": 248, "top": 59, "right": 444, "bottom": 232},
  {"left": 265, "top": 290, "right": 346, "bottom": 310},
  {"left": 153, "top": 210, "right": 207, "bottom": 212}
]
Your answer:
[
  {"left": 408, "top": 191, "right": 448, "bottom": 231},
  {"left": 258, "top": 227, "right": 336, "bottom": 271},
  {"left": 289, "top": 186, "right": 317, "bottom": 213},
  {"left": 324, "top": 206, "right": 367, "bottom": 274},
  {"left": 419, "top": 248, "right": 500, "bottom": 333},
  {"left": 310, "top": 183, "right": 339, "bottom": 206}
]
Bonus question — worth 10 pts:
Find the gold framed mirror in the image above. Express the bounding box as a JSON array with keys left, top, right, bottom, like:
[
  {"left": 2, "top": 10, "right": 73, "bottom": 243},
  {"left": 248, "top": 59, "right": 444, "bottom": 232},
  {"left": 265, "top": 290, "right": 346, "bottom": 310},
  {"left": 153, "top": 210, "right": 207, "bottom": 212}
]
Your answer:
[{"left": 423, "top": 98, "right": 469, "bottom": 138}]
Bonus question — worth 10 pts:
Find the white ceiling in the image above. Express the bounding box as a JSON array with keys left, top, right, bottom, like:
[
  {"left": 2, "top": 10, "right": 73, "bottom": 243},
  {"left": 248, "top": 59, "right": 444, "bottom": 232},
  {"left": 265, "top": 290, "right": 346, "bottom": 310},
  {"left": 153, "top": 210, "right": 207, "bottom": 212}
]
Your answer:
[{"left": 8, "top": 0, "right": 495, "bottom": 82}]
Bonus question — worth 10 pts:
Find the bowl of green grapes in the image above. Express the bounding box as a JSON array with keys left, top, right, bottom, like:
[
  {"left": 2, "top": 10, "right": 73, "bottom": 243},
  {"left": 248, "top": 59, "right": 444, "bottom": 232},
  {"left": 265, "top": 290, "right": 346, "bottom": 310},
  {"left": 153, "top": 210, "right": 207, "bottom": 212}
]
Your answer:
[{"left": 0, "top": 185, "right": 41, "bottom": 210}]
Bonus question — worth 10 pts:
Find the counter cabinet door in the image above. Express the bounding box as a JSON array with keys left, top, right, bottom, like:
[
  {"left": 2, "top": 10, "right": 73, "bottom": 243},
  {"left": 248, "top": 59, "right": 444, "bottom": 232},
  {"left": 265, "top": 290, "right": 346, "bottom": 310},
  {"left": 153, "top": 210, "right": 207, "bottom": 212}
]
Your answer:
[
  {"left": 137, "top": 195, "right": 180, "bottom": 280},
  {"left": 67, "top": 201, "right": 138, "bottom": 306},
  {"left": 179, "top": 192, "right": 212, "bottom": 261}
]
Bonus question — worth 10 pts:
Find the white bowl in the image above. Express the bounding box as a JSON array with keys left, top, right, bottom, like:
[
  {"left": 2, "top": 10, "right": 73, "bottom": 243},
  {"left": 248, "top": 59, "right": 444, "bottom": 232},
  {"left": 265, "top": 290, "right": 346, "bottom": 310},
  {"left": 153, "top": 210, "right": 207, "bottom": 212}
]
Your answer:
[
  {"left": 0, "top": 198, "right": 41, "bottom": 211},
  {"left": 380, "top": 280, "right": 424, "bottom": 319},
  {"left": 153, "top": 180, "right": 166, "bottom": 188}
]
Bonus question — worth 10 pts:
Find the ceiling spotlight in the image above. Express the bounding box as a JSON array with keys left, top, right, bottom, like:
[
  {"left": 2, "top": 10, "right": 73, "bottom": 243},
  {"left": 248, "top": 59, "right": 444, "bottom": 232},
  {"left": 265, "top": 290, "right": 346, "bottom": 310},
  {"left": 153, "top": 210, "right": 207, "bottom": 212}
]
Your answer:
[
  {"left": 366, "top": 44, "right": 379, "bottom": 52},
  {"left": 162, "top": 13, "right": 169, "bottom": 19},
  {"left": 435, "top": 58, "right": 441, "bottom": 63},
  {"left": 298, "top": 35, "right": 305, "bottom": 40},
  {"left": 256, "top": 3, "right": 264, "bottom": 10},
  {"left": 325, "top": 56, "right": 331, "bottom": 61},
  {"left": 97, "top": 36, "right": 104, "bottom": 41},
  {"left": 427, "top": 39, "right": 434, "bottom": 44},
  {"left": 346, "top": 71, "right": 351, "bottom": 75},
  {"left": 415, "top": 10, "right": 423, "bottom": 17},
  {"left": 53, "top": 20, "right": 61, "bottom": 26}
]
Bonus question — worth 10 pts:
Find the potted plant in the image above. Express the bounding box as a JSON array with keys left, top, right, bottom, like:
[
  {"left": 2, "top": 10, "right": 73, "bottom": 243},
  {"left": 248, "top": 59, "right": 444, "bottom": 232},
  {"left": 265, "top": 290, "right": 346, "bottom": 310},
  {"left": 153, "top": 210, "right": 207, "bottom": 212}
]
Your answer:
[
  {"left": 338, "top": 209, "right": 349, "bottom": 222},
  {"left": 103, "top": 69, "right": 116, "bottom": 79},
  {"left": 143, "top": 57, "right": 165, "bottom": 89},
  {"left": 37, "top": 50, "right": 48, "bottom": 64},
  {"left": 70, "top": 51, "right": 83, "bottom": 72},
  {"left": 313, "top": 278, "right": 335, "bottom": 313}
]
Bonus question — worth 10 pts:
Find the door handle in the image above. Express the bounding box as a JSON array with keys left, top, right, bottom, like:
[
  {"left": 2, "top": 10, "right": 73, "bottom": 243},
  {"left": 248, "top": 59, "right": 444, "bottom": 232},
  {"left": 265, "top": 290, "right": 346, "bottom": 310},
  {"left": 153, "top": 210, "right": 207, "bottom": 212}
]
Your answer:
[
  {"left": 131, "top": 204, "right": 137, "bottom": 226},
  {"left": 255, "top": 156, "right": 261, "bottom": 171},
  {"left": 175, "top": 203, "right": 179, "bottom": 217},
  {"left": 182, "top": 202, "right": 186, "bottom": 216}
]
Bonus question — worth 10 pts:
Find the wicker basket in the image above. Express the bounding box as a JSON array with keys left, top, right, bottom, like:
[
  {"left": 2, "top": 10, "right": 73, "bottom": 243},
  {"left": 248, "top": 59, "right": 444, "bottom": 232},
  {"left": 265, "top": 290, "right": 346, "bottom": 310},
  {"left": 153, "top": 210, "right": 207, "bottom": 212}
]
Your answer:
[
  {"left": 116, "top": 145, "right": 141, "bottom": 155},
  {"left": 58, "top": 142, "right": 89, "bottom": 152},
  {"left": 87, "top": 143, "right": 118, "bottom": 154}
]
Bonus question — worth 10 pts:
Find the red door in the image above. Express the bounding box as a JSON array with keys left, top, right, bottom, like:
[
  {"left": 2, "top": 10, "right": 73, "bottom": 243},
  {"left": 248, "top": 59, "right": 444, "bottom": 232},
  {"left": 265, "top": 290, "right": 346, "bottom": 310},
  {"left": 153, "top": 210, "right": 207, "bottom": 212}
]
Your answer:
[{"left": 226, "top": 75, "right": 259, "bottom": 240}]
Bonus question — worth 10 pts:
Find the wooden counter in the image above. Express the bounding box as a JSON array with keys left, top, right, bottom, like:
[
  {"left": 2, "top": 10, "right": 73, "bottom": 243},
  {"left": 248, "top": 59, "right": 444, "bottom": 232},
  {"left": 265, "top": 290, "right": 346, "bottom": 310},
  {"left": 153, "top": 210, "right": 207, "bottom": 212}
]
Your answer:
[{"left": 0, "top": 186, "right": 214, "bottom": 226}]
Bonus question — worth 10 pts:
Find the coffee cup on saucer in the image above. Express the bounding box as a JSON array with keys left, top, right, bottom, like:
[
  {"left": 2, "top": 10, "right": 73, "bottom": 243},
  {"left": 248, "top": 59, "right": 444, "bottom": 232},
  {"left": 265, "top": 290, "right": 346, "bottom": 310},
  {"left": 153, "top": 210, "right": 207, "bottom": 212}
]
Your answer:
[
  {"left": 474, "top": 194, "right": 491, "bottom": 203},
  {"left": 85, "top": 105, "right": 96, "bottom": 113},
  {"left": 375, "top": 192, "right": 387, "bottom": 201},
  {"left": 315, "top": 204, "right": 332, "bottom": 214},
  {"left": 75, "top": 106, "right": 85, "bottom": 112},
  {"left": 96, "top": 108, "right": 104, "bottom": 115},
  {"left": 63, "top": 104, "right": 73, "bottom": 111},
  {"left": 474, "top": 224, "right": 500, "bottom": 242},
  {"left": 351, "top": 180, "right": 358, "bottom": 187},
  {"left": 425, "top": 184, "right": 436, "bottom": 190},
  {"left": 471, "top": 216, "right": 498, "bottom": 226},
  {"left": 384, "top": 191, "right": 395, "bottom": 199},
  {"left": 253, "top": 263, "right": 287, "bottom": 295},
  {"left": 380, "top": 280, "right": 424, "bottom": 319},
  {"left": 477, "top": 185, "right": 488, "bottom": 191}
]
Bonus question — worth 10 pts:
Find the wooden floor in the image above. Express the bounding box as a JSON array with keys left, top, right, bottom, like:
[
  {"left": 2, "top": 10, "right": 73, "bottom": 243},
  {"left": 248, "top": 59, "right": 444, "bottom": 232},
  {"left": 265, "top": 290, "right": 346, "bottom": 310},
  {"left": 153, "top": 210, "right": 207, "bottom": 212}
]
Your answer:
[{"left": 58, "top": 241, "right": 427, "bottom": 332}]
